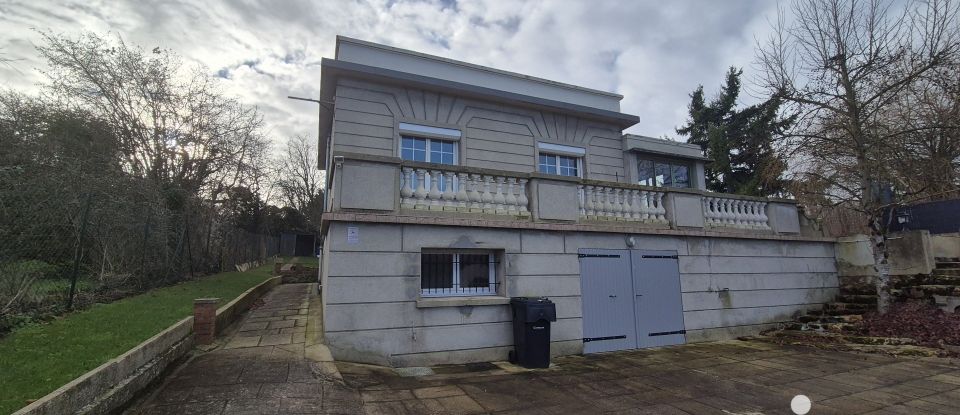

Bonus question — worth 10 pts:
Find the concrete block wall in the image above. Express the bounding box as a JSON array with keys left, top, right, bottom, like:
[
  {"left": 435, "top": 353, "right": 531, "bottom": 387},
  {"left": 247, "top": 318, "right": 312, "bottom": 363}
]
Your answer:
[{"left": 322, "top": 221, "right": 837, "bottom": 367}]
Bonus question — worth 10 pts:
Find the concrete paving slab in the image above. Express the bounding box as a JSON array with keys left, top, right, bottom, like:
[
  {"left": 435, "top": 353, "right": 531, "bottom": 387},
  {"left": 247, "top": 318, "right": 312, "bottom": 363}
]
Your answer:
[{"left": 128, "top": 281, "right": 960, "bottom": 415}]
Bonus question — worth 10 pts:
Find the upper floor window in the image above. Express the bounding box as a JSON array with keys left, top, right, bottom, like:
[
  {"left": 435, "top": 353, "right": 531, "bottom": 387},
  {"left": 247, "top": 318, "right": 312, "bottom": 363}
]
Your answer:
[
  {"left": 401, "top": 136, "right": 456, "bottom": 165},
  {"left": 401, "top": 136, "right": 457, "bottom": 192},
  {"left": 638, "top": 158, "right": 690, "bottom": 188},
  {"left": 537, "top": 142, "right": 584, "bottom": 177}
]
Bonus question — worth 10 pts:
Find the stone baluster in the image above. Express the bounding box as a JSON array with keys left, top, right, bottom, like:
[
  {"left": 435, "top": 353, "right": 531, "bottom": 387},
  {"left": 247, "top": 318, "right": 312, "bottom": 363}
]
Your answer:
[
  {"left": 654, "top": 192, "right": 666, "bottom": 223},
  {"left": 600, "top": 187, "right": 612, "bottom": 218},
  {"left": 613, "top": 188, "right": 625, "bottom": 220},
  {"left": 414, "top": 168, "right": 428, "bottom": 208},
  {"left": 428, "top": 170, "right": 442, "bottom": 209},
  {"left": 749, "top": 201, "right": 758, "bottom": 227},
  {"left": 504, "top": 177, "right": 518, "bottom": 215},
  {"left": 758, "top": 202, "right": 770, "bottom": 229},
  {"left": 480, "top": 175, "right": 494, "bottom": 212},
  {"left": 739, "top": 201, "right": 750, "bottom": 228},
  {"left": 493, "top": 177, "right": 507, "bottom": 213},
  {"left": 637, "top": 190, "right": 649, "bottom": 221},
  {"left": 400, "top": 167, "right": 414, "bottom": 208},
  {"left": 584, "top": 185, "right": 596, "bottom": 217},
  {"left": 629, "top": 189, "right": 641, "bottom": 221},
  {"left": 623, "top": 189, "right": 634, "bottom": 220},
  {"left": 729, "top": 199, "right": 743, "bottom": 228},
  {"left": 704, "top": 197, "right": 716, "bottom": 226},
  {"left": 467, "top": 174, "right": 482, "bottom": 211},
  {"left": 517, "top": 178, "right": 529, "bottom": 213},
  {"left": 456, "top": 172, "right": 469, "bottom": 210},
  {"left": 440, "top": 171, "right": 455, "bottom": 209},
  {"left": 720, "top": 199, "right": 736, "bottom": 226}
]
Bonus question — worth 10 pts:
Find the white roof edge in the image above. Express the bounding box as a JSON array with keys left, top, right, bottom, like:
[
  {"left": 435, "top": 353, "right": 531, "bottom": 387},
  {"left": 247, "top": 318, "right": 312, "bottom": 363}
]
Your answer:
[
  {"left": 335, "top": 35, "right": 624, "bottom": 100},
  {"left": 623, "top": 134, "right": 702, "bottom": 150}
]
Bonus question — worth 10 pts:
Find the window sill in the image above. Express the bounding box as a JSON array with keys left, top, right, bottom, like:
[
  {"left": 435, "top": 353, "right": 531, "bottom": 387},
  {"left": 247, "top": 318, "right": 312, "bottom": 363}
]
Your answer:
[{"left": 416, "top": 296, "right": 510, "bottom": 308}]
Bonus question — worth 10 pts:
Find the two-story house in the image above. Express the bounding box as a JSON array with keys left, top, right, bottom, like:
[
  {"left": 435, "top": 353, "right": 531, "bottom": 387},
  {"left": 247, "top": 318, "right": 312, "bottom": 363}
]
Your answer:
[{"left": 316, "top": 36, "right": 837, "bottom": 367}]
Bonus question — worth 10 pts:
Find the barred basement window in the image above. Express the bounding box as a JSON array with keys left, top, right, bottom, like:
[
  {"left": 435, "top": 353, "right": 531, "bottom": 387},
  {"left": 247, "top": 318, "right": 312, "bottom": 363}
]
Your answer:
[{"left": 420, "top": 251, "right": 500, "bottom": 296}]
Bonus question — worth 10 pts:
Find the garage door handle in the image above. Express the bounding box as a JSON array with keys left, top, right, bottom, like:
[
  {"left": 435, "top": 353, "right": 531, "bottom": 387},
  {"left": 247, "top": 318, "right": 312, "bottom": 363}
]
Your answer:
[{"left": 609, "top": 295, "right": 617, "bottom": 298}]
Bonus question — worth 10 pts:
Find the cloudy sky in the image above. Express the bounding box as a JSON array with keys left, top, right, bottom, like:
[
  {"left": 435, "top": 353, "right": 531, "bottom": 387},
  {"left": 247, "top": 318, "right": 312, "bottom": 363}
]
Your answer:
[{"left": 0, "top": 0, "right": 779, "bottom": 149}]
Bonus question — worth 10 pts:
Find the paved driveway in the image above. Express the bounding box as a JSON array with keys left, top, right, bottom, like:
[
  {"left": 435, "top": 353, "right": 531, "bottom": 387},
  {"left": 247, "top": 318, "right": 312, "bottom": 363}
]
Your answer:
[
  {"left": 129, "top": 284, "right": 362, "bottom": 415},
  {"left": 130, "top": 283, "right": 960, "bottom": 414},
  {"left": 339, "top": 341, "right": 960, "bottom": 415}
]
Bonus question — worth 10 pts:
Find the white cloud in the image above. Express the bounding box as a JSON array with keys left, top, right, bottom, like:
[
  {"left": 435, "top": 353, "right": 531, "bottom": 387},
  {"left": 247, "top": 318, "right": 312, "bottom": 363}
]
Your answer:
[{"left": 0, "top": 0, "right": 779, "bottom": 150}]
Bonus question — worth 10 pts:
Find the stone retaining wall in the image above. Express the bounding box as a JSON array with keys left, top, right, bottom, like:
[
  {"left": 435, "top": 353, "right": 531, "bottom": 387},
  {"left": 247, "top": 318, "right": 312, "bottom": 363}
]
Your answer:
[{"left": 14, "top": 276, "right": 281, "bottom": 415}]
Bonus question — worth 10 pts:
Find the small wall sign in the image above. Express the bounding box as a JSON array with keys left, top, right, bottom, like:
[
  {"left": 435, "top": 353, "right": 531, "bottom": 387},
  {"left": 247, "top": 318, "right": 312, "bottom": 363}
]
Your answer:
[{"left": 346, "top": 226, "right": 359, "bottom": 244}]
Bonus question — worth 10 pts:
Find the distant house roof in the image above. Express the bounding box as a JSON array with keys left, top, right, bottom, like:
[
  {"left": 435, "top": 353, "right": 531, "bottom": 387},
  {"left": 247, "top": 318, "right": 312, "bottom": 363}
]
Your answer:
[
  {"left": 316, "top": 36, "right": 640, "bottom": 166},
  {"left": 623, "top": 134, "right": 711, "bottom": 162}
]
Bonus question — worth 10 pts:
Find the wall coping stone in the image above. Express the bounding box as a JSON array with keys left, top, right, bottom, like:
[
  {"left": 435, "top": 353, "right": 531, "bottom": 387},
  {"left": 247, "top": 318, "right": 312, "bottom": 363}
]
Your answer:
[
  {"left": 334, "top": 151, "right": 797, "bottom": 204},
  {"left": 13, "top": 276, "right": 282, "bottom": 415},
  {"left": 416, "top": 296, "right": 511, "bottom": 308},
  {"left": 322, "top": 212, "right": 836, "bottom": 243}
]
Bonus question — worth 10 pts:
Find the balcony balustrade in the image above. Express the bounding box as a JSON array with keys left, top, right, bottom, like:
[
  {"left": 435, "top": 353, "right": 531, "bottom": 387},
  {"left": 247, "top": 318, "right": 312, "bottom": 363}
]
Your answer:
[
  {"left": 399, "top": 167, "right": 529, "bottom": 216},
  {"left": 329, "top": 154, "right": 801, "bottom": 235}
]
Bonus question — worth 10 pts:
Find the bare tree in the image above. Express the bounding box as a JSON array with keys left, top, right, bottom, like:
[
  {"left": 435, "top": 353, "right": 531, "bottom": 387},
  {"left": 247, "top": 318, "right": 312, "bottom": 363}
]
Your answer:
[
  {"left": 756, "top": 0, "right": 960, "bottom": 312},
  {"left": 273, "top": 135, "right": 324, "bottom": 226},
  {"left": 36, "top": 31, "right": 268, "bottom": 198}
]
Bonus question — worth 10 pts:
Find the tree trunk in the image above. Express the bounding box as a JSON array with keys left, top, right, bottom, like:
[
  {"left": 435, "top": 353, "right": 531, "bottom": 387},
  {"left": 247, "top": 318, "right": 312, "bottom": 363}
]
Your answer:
[{"left": 871, "top": 222, "right": 892, "bottom": 314}]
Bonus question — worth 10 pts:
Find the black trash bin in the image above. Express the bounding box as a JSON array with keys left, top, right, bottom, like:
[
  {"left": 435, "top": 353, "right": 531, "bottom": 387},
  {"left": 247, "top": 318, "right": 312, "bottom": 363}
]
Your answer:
[{"left": 509, "top": 297, "right": 557, "bottom": 368}]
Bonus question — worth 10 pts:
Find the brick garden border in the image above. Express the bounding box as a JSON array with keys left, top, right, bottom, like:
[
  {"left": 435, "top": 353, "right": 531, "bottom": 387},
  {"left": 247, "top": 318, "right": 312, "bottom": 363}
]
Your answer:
[{"left": 13, "top": 276, "right": 281, "bottom": 415}]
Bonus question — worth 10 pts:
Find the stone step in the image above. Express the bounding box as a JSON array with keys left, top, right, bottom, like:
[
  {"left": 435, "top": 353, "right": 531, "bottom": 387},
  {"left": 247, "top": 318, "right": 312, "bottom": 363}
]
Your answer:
[
  {"left": 808, "top": 307, "right": 869, "bottom": 316},
  {"left": 935, "top": 257, "right": 960, "bottom": 263},
  {"left": 907, "top": 285, "right": 960, "bottom": 297},
  {"left": 839, "top": 285, "right": 877, "bottom": 296},
  {"left": 778, "top": 330, "right": 918, "bottom": 346},
  {"left": 927, "top": 275, "right": 960, "bottom": 285},
  {"left": 748, "top": 331, "right": 944, "bottom": 357},
  {"left": 933, "top": 267, "right": 960, "bottom": 275},
  {"left": 824, "top": 302, "right": 874, "bottom": 313},
  {"left": 935, "top": 261, "right": 960, "bottom": 269},
  {"left": 782, "top": 322, "right": 857, "bottom": 333},
  {"left": 796, "top": 314, "right": 863, "bottom": 324},
  {"left": 837, "top": 294, "right": 878, "bottom": 304}
]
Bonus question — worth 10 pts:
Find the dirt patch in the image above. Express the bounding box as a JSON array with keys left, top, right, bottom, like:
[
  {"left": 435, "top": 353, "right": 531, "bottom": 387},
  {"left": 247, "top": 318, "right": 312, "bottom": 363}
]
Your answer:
[{"left": 856, "top": 300, "right": 960, "bottom": 350}]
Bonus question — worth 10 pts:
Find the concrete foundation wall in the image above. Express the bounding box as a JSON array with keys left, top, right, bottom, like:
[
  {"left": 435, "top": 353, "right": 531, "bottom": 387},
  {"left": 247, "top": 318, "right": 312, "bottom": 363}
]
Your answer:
[
  {"left": 322, "top": 221, "right": 837, "bottom": 367},
  {"left": 931, "top": 233, "right": 960, "bottom": 259}
]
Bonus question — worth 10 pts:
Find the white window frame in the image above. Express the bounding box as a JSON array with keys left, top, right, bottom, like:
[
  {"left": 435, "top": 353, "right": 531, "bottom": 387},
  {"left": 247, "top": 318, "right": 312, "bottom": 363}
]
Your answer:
[
  {"left": 420, "top": 253, "right": 498, "bottom": 297},
  {"left": 536, "top": 142, "right": 585, "bottom": 178},
  {"left": 400, "top": 136, "right": 459, "bottom": 165},
  {"left": 538, "top": 152, "right": 583, "bottom": 177}
]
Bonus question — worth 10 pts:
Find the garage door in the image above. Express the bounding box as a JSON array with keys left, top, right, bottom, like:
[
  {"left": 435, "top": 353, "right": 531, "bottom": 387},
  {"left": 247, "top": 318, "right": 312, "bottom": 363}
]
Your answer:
[
  {"left": 578, "top": 249, "right": 637, "bottom": 353},
  {"left": 579, "top": 248, "right": 685, "bottom": 353}
]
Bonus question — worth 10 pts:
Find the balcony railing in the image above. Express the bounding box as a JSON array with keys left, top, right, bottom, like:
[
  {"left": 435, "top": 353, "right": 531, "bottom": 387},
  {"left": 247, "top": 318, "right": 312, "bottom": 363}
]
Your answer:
[
  {"left": 578, "top": 184, "right": 668, "bottom": 225},
  {"left": 399, "top": 167, "right": 529, "bottom": 216},
  {"left": 703, "top": 196, "right": 771, "bottom": 230},
  {"left": 330, "top": 154, "right": 801, "bottom": 235}
]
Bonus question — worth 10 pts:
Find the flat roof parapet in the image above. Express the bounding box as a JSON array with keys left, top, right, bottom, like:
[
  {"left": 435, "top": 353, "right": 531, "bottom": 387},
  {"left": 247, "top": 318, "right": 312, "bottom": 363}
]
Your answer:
[
  {"left": 335, "top": 36, "right": 623, "bottom": 112},
  {"left": 624, "top": 134, "right": 710, "bottom": 161}
]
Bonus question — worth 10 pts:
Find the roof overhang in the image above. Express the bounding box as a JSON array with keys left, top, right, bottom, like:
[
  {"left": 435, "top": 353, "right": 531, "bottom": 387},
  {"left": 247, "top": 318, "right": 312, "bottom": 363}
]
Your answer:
[
  {"left": 623, "top": 134, "right": 711, "bottom": 162},
  {"left": 316, "top": 58, "right": 640, "bottom": 167}
]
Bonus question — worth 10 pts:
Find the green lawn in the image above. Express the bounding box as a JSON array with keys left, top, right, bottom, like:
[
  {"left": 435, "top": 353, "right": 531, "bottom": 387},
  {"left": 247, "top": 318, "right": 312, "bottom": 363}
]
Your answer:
[{"left": 0, "top": 265, "right": 274, "bottom": 414}]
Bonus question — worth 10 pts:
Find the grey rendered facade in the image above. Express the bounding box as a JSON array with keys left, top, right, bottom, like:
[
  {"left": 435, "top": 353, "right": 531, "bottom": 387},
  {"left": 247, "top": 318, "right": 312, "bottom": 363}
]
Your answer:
[{"left": 317, "top": 37, "right": 837, "bottom": 367}]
